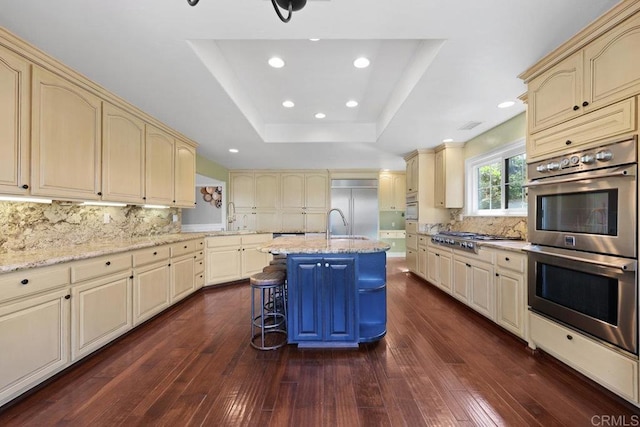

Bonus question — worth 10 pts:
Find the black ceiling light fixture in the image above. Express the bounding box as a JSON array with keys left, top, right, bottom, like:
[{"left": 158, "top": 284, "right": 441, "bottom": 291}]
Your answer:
[{"left": 185, "top": 0, "right": 307, "bottom": 23}]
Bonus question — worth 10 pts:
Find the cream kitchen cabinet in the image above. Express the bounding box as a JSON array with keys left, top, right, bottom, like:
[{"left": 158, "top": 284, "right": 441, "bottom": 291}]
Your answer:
[
  {"left": 132, "top": 250, "right": 171, "bottom": 326},
  {"left": 281, "top": 172, "right": 328, "bottom": 232},
  {"left": 101, "top": 102, "right": 146, "bottom": 204},
  {"left": 205, "top": 234, "right": 272, "bottom": 286},
  {"left": 230, "top": 171, "right": 280, "bottom": 231},
  {"left": 452, "top": 248, "right": 495, "bottom": 320},
  {"left": 525, "top": 11, "right": 640, "bottom": 135},
  {"left": 31, "top": 66, "right": 102, "bottom": 200},
  {"left": 417, "top": 235, "right": 428, "bottom": 279},
  {"left": 405, "top": 156, "right": 418, "bottom": 194},
  {"left": 434, "top": 144, "right": 464, "bottom": 209},
  {"left": 403, "top": 150, "right": 449, "bottom": 224},
  {"left": 379, "top": 172, "right": 406, "bottom": 211},
  {"left": 426, "top": 242, "right": 452, "bottom": 294},
  {"left": 71, "top": 268, "right": 132, "bottom": 361},
  {"left": 173, "top": 139, "right": 196, "bottom": 208},
  {"left": 145, "top": 125, "right": 174, "bottom": 206},
  {"left": 194, "top": 243, "right": 205, "bottom": 290},
  {"left": 405, "top": 221, "right": 418, "bottom": 274},
  {"left": 170, "top": 240, "right": 197, "bottom": 303},
  {"left": 495, "top": 250, "right": 527, "bottom": 339},
  {"left": 0, "top": 44, "right": 30, "bottom": 196}
]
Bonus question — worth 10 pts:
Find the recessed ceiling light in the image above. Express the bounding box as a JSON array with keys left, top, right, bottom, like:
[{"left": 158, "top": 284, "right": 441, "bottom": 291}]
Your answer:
[
  {"left": 346, "top": 100, "right": 359, "bottom": 108},
  {"left": 282, "top": 100, "right": 295, "bottom": 108},
  {"left": 353, "top": 57, "right": 370, "bottom": 68},
  {"left": 309, "top": 38, "right": 320, "bottom": 42},
  {"left": 497, "top": 101, "right": 515, "bottom": 109},
  {"left": 268, "top": 57, "right": 285, "bottom": 68},
  {"left": 315, "top": 113, "right": 326, "bottom": 119},
  {"left": 229, "top": 148, "right": 239, "bottom": 153},
  {"left": 442, "top": 138, "right": 454, "bottom": 143}
]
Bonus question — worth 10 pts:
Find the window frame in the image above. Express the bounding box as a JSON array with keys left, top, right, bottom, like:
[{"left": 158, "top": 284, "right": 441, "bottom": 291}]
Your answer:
[{"left": 465, "top": 138, "right": 527, "bottom": 217}]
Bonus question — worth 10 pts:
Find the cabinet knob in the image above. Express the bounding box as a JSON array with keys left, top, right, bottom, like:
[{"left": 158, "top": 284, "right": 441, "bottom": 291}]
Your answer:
[
  {"left": 495, "top": 273, "right": 499, "bottom": 277},
  {"left": 153, "top": 251, "right": 157, "bottom": 255},
  {"left": 20, "top": 279, "right": 28, "bottom": 285},
  {"left": 168, "top": 263, "right": 171, "bottom": 267},
  {"left": 565, "top": 140, "right": 572, "bottom": 145},
  {"left": 317, "top": 263, "right": 321, "bottom": 267},
  {"left": 466, "top": 263, "right": 471, "bottom": 268},
  {"left": 129, "top": 275, "right": 134, "bottom": 279},
  {"left": 173, "top": 200, "right": 176, "bottom": 203},
  {"left": 582, "top": 101, "right": 589, "bottom": 107},
  {"left": 194, "top": 255, "right": 197, "bottom": 259},
  {"left": 325, "top": 263, "right": 329, "bottom": 267},
  {"left": 184, "top": 245, "right": 188, "bottom": 249},
  {"left": 21, "top": 184, "right": 29, "bottom": 189},
  {"left": 143, "top": 197, "right": 147, "bottom": 200},
  {"left": 65, "top": 295, "right": 71, "bottom": 300},
  {"left": 97, "top": 192, "right": 102, "bottom": 196},
  {"left": 573, "top": 105, "right": 580, "bottom": 111},
  {"left": 566, "top": 335, "right": 573, "bottom": 341},
  {"left": 105, "top": 261, "right": 111, "bottom": 266},
  {"left": 505, "top": 257, "right": 510, "bottom": 261}
]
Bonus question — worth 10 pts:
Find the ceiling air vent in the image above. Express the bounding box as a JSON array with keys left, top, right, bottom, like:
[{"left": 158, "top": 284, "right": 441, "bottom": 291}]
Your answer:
[{"left": 458, "top": 121, "right": 482, "bottom": 130}]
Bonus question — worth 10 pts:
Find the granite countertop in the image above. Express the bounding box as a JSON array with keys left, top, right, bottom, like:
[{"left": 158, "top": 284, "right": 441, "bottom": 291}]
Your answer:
[
  {"left": 258, "top": 235, "right": 390, "bottom": 254},
  {"left": 476, "top": 240, "right": 530, "bottom": 252},
  {"left": 0, "top": 233, "right": 208, "bottom": 274},
  {"left": 183, "top": 230, "right": 259, "bottom": 237}
]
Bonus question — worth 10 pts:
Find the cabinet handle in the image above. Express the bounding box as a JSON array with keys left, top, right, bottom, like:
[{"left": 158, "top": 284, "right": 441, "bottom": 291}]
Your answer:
[
  {"left": 566, "top": 335, "right": 573, "bottom": 341},
  {"left": 582, "top": 101, "right": 589, "bottom": 107},
  {"left": 143, "top": 197, "right": 146, "bottom": 200},
  {"left": 505, "top": 257, "right": 510, "bottom": 261},
  {"left": 65, "top": 295, "right": 71, "bottom": 300},
  {"left": 129, "top": 275, "right": 134, "bottom": 279},
  {"left": 97, "top": 192, "right": 102, "bottom": 196},
  {"left": 565, "top": 140, "right": 572, "bottom": 145},
  {"left": 153, "top": 251, "right": 157, "bottom": 255},
  {"left": 173, "top": 200, "right": 176, "bottom": 203},
  {"left": 435, "top": 253, "right": 440, "bottom": 257},
  {"left": 168, "top": 263, "right": 171, "bottom": 267},
  {"left": 21, "top": 184, "right": 29, "bottom": 189},
  {"left": 317, "top": 263, "right": 321, "bottom": 267},
  {"left": 465, "top": 263, "right": 471, "bottom": 267},
  {"left": 573, "top": 105, "right": 579, "bottom": 111},
  {"left": 105, "top": 261, "right": 111, "bottom": 266},
  {"left": 21, "top": 279, "right": 28, "bottom": 285},
  {"left": 184, "top": 245, "right": 188, "bottom": 249},
  {"left": 193, "top": 256, "right": 197, "bottom": 259},
  {"left": 325, "top": 263, "right": 329, "bottom": 267},
  {"left": 495, "top": 273, "right": 499, "bottom": 277}
]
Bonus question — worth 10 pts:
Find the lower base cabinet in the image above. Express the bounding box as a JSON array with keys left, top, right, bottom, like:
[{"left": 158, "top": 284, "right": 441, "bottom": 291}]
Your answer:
[
  {"left": 0, "top": 289, "right": 70, "bottom": 405},
  {"left": 205, "top": 234, "right": 272, "bottom": 286},
  {"left": 427, "top": 245, "right": 452, "bottom": 293},
  {"left": 171, "top": 255, "right": 195, "bottom": 303},
  {"left": 133, "top": 261, "right": 171, "bottom": 326}
]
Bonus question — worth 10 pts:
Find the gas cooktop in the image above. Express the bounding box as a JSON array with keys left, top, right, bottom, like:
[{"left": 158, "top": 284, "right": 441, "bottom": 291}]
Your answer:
[{"left": 431, "top": 231, "right": 522, "bottom": 253}]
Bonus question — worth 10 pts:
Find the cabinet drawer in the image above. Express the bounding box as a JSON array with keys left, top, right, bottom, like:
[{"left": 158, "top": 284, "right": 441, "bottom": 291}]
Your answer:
[
  {"left": 406, "top": 221, "right": 418, "bottom": 234},
  {"left": 132, "top": 246, "right": 171, "bottom": 267},
  {"left": 496, "top": 251, "right": 526, "bottom": 273},
  {"left": 0, "top": 265, "right": 70, "bottom": 302},
  {"left": 530, "top": 313, "right": 638, "bottom": 402},
  {"left": 418, "top": 235, "right": 428, "bottom": 247},
  {"left": 71, "top": 253, "right": 131, "bottom": 283},
  {"left": 406, "top": 233, "right": 417, "bottom": 250},
  {"left": 195, "top": 258, "right": 205, "bottom": 275},
  {"left": 171, "top": 241, "right": 196, "bottom": 258},
  {"left": 206, "top": 236, "right": 242, "bottom": 248},
  {"left": 195, "top": 272, "right": 205, "bottom": 288},
  {"left": 528, "top": 97, "right": 636, "bottom": 161},
  {"left": 195, "top": 249, "right": 204, "bottom": 261}
]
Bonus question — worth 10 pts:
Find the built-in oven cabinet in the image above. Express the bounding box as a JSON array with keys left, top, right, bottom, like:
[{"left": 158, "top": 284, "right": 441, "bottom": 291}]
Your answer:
[
  {"left": 526, "top": 11, "right": 640, "bottom": 136},
  {"left": 527, "top": 97, "right": 636, "bottom": 162},
  {"left": 530, "top": 312, "right": 638, "bottom": 404}
]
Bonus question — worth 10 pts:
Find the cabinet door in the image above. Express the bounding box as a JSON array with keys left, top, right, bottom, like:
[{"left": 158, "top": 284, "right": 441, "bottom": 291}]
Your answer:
[
  {"left": 496, "top": 270, "right": 524, "bottom": 338},
  {"left": 205, "top": 246, "right": 241, "bottom": 285},
  {"left": 133, "top": 262, "right": 170, "bottom": 325},
  {"left": 281, "top": 210, "right": 305, "bottom": 232},
  {"left": 584, "top": 12, "right": 640, "bottom": 111},
  {"left": 255, "top": 210, "right": 280, "bottom": 232},
  {"left": 71, "top": 272, "right": 132, "bottom": 361},
  {"left": 406, "top": 248, "right": 418, "bottom": 274},
  {"left": 406, "top": 157, "right": 418, "bottom": 193},
  {"left": 241, "top": 245, "right": 270, "bottom": 278},
  {"left": 418, "top": 247, "right": 428, "bottom": 279},
  {"left": 438, "top": 252, "right": 453, "bottom": 294},
  {"left": 0, "top": 45, "right": 30, "bottom": 195},
  {"left": 0, "top": 289, "right": 70, "bottom": 406},
  {"left": 171, "top": 255, "right": 195, "bottom": 302},
  {"left": 378, "top": 174, "right": 393, "bottom": 210},
  {"left": 102, "top": 103, "right": 145, "bottom": 203},
  {"left": 230, "top": 172, "right": 254, "bottom": 209},
  {"left": 434, "top": 150, "right": 445, "bottom": 207},
  {"left": 31, "top": 66, "right": 101, "bottom": 200},
  {"left": 426, "top": 249, "right": 439, "bottom": 284},
  {"left": 289, "top": 257, "right": 323, "bottom": 341},
  {"left": 452, "top": 257, "right": 470, "bottom": 303},
  {"left": 392, "top": 174, "right": 406, "bottom": 210},
  {"left": 305, "top": 173, "right": 328, "bottom": 210},
  {"left": 255, "top": 173, "right": 279, "bottom": 209},
  {"left": 174, "top": 140, "right": 196, "bottom": 208},
  {"left": 145, "top": 125, "right": 174, "bottom": 205},
  {"left": 528, "top": 51, "right": 583, "bottom": 133},
  {"left": 281, "top": 173, "right": 305, "bottom": 209},
  {"left": 324, "top": 258, "right": 356, "bottom": 341},
  {"left": 469, "top": 262, "right": 495, "bottom": 320},
  {"left": 304, "top": 211, "right": 326, "bottom": 233}
]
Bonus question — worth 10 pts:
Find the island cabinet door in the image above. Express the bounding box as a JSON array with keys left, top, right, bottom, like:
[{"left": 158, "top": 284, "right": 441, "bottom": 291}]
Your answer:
[
  {"left": 288, "top": 257, "right": 323, "bottom": 341},
  {"left": 323, "top": 258, "right": 356, "bottom": 341}
]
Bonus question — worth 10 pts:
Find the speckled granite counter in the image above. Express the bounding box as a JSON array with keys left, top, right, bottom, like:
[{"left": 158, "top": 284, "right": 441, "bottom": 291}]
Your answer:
[
  {"left": 0, "top": 233, "right": 208, "bottom": 273},
  {"left": 258, "top": 235, "right": 390, "bottom": 254},
  {"left": 477, "top": 240, "right": 530, "bottom": 252}
]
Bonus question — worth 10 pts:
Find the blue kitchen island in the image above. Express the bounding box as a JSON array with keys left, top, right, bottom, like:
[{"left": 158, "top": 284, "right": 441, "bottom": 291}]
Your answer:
[{"left": 259, "top": 236, "right": 390, "bottom": 348}]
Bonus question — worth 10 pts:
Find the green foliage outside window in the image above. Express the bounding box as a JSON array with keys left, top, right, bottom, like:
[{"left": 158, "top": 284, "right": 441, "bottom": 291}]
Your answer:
[{"left": 475, "top": 153, "right": 526, "bottom": 212}]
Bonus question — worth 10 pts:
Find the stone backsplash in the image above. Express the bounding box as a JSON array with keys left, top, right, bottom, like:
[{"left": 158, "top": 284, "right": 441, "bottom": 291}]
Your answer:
[
  {"left": 0, "top": 201, "right": 180, "bottom": 253},
  {"left": 447, "top": 209, "right": 527, "bottom": 240}
]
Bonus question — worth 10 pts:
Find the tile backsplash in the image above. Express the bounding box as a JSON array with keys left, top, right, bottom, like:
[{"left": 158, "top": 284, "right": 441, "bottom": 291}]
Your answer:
[
  {"left": 447, "top": 209, "right": 527, "bottom": 240},
  {"left": 0, "top": 201, "right": 180, "bottom": 253}
]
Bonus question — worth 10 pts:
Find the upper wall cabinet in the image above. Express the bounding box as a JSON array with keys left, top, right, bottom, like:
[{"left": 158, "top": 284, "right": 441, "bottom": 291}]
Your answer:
[
  {"left": 31, "top": 66, "right": 102, "bottom": 200},
  {"left": 405, "top": 156, "right": 418, "bottom": 194},
  {"left": 145, "top": 125, "right": 174, "bottom": 206},
  {"left": 378, "top": 172, "right": 406, "bottom": 211},
  {"left": 434, "top": 145, "right": 464, "bottom": 209},
  {"left": 230, "top": 172, "right": 280, "bottom": 210},
  {"left": 102, "top": 102, "right": 145, "bottom": 204},
  {"left": 0, "top": 45, "right": 30, "bottom": 196},
  {"left": 174, "top": 140, "right": 196, "bottom": 208},
  {"left": 527, "top": 12, "right": 640, "bottom": 134}
]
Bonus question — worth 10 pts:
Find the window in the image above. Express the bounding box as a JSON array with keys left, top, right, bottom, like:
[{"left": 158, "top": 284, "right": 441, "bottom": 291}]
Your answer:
[{"left": 466, "top": 139, "right": 527, "bottom": 216}]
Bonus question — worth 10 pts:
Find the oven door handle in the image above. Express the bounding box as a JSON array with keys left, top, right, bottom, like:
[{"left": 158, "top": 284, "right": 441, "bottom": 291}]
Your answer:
[
  {"left": 523, "top": 167, "right": 635, "bottom": 188},
  {"left": 524, "top": 246, "right": 637, "bottom": 272}
]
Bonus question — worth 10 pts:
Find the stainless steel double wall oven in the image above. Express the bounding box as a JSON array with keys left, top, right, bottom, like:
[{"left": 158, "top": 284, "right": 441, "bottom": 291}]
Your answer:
[{"left": 526, "top": 137, "right": 638, "bottom": 355}]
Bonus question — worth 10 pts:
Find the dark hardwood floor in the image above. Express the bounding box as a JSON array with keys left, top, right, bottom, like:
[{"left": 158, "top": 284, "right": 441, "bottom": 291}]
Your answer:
[{"left": 1, "top": 258, "right": 638, "bottom": 426}]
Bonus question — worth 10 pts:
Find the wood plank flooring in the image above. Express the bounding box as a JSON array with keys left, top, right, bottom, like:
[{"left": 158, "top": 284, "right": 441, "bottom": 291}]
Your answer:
[{"left": 1, "top": 258, "right": 638, "bottom": 426}]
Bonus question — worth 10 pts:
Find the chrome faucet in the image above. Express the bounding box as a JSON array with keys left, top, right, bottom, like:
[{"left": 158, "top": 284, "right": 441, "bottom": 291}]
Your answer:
[
  {"left": 326, "top": 208, "right": 348, "bottom": 240},
  {"left": 227, "top": 201, "right": 236, "bottom": 230}
]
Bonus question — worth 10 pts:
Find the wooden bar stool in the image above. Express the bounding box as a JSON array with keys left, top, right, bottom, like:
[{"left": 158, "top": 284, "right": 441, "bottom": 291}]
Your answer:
[
  {"left": 270, "top": 258, "right": 287, "bottom": 265},
  {"left": 263, "top": 264, "right": 286, "bottom": 273},
  {"left": 250, "top": 271, "right": 287, "bottom": 350},
  {"left": 272, "top": 253, "right": 287, "bottom": 260}
]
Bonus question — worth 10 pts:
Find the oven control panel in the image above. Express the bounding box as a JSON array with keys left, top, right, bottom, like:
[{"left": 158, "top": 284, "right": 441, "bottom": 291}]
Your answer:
[{"left": 528, "top": 137, "right": 636, "bottom": 180}]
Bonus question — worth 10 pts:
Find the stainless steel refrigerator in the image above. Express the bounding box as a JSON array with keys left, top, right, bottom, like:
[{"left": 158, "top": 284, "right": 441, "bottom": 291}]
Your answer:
[{"left": 330, "top": 179, "right": 379, "bottom": 240}]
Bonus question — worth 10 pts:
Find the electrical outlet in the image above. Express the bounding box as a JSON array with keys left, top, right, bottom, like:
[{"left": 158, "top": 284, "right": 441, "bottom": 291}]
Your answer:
[
  {"left": 103, "top": 213, "right": 110, "bottom": 224},
  {"left": 172, "top": 214, "right": 178, "bottom": 223},
  {"left": 391, "top": 222, "right": 395, "bottom": 227}
]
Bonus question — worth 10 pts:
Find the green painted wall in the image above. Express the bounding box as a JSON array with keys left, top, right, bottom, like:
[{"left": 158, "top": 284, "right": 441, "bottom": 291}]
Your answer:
[
  {"left": 196, "top": 154, "right": 228, "bottom": 183},
  {"left": 464, "top": 113, "right": 525, "bottom": 159}
]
